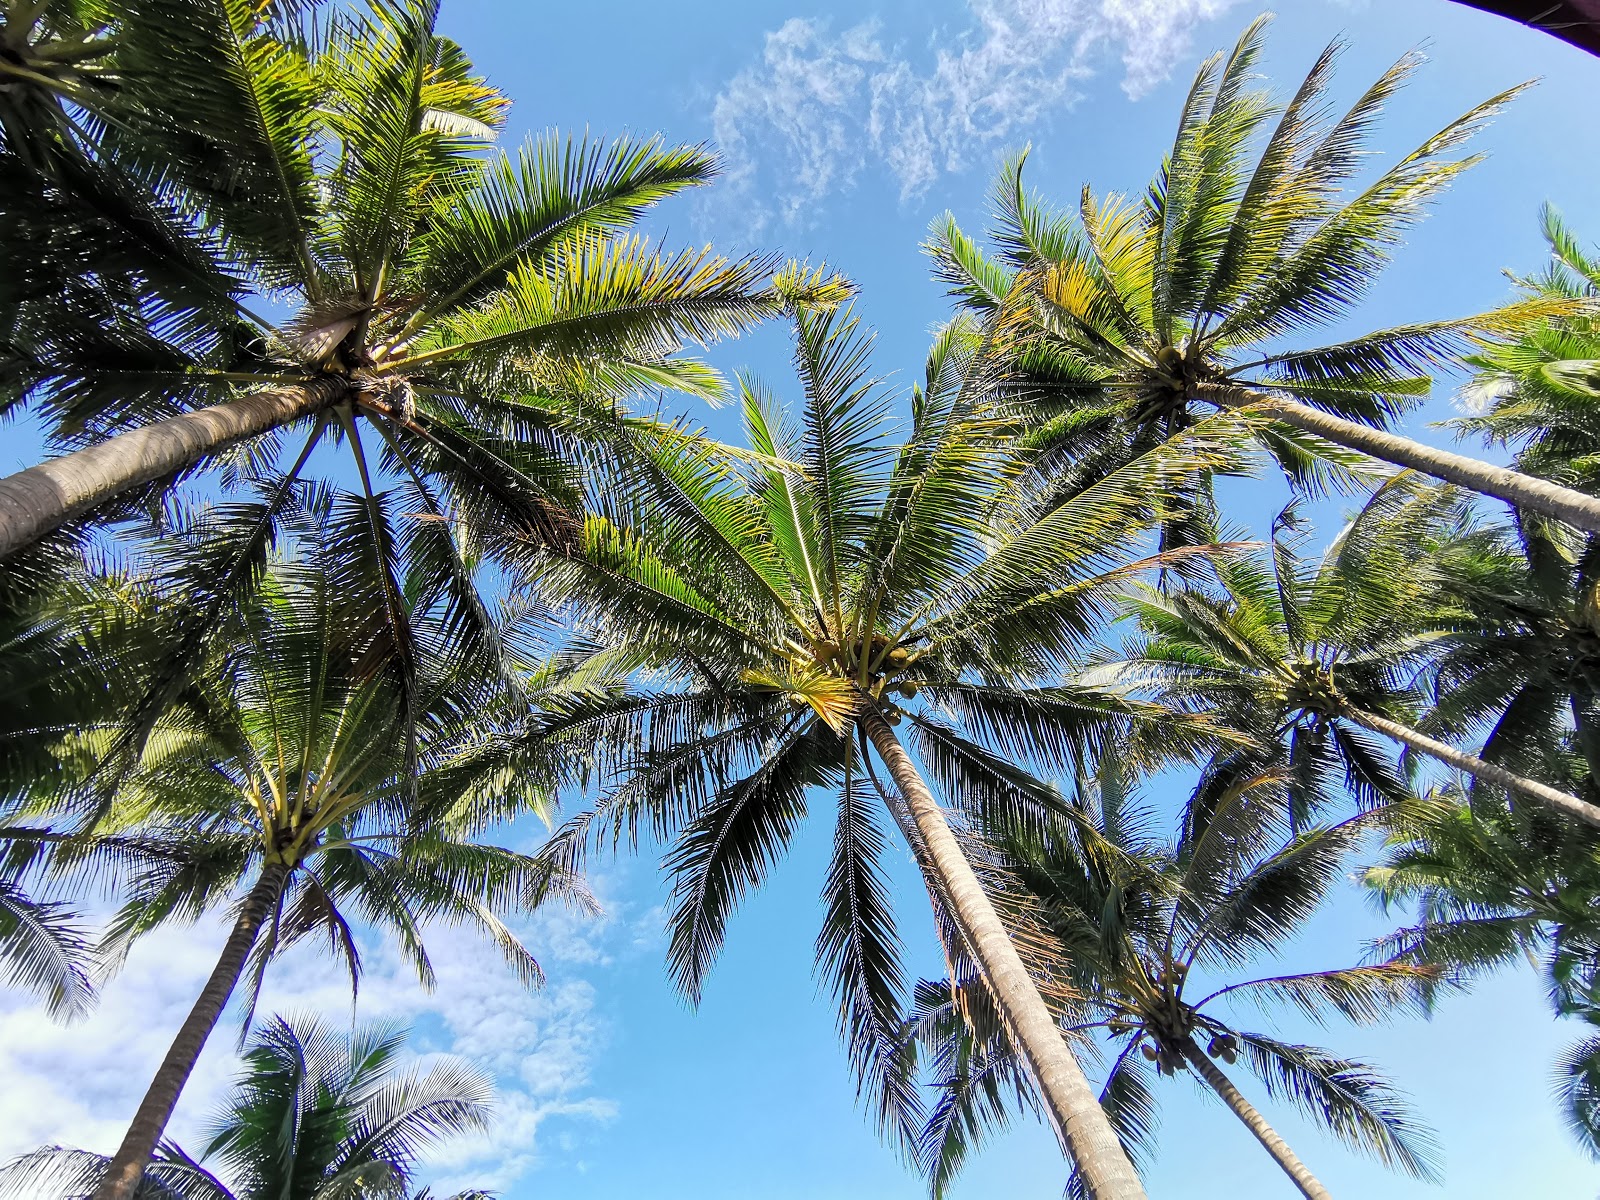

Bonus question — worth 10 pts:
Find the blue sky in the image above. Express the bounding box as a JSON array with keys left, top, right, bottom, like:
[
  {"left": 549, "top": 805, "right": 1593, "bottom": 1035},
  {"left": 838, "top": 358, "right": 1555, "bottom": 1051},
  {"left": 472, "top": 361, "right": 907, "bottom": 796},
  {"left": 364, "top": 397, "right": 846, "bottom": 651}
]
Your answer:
[{"left": 4, "top": 0, "right": 1600, "bottom": 1196}]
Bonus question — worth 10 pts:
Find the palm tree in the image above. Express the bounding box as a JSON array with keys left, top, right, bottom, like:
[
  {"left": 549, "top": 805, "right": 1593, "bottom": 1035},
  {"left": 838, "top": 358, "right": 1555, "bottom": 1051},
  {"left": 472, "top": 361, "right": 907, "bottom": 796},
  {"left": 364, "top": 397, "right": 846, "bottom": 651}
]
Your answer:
[
  {"left": 908, "top": 758, "right": 1440, "bottom": 1200},
  {"left": 1418, "top": 513, "right": 1600, "bottom": 806},
  {"left": 0, "top": 0, "right": 832, "bottom": 562},
  {"left": 1455, "top": 207, "right": 1600, "bottom": 496},
  {"left": 928, "top": 17, "right": 1600, "bottom": 531},
  {"left": 519, "top": 304, "right": 1257, "bottom": 1200},
  {"left": 0, "top": 1013, "right": 497, "bottom": 1200},
  {"left": 25, "top": 544, "right": 590, "bottom": 1200},
  {"left": 1368, "top": 785, "right": 1600, "bottom": 1154},
  {"left": 1105, "top": 476, "right": 1600, "bottom": 827}
]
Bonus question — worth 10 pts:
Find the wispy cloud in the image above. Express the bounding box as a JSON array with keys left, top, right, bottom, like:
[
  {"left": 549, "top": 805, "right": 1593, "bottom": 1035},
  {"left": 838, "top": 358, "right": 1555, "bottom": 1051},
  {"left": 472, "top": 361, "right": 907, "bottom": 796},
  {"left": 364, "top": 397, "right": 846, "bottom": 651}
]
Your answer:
[
  {"left": 711, "top": 0, "right": 1237, "bottom": 226},
  {"left": 0, "top": 873, "right": 652, "bottom": 1195}
]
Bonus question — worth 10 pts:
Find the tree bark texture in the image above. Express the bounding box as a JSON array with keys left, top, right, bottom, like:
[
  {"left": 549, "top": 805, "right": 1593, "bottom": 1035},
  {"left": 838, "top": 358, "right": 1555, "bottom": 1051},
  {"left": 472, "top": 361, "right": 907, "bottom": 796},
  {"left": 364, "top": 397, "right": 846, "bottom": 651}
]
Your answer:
[
  {"left": 1196, "top": 382, "right": 1600, "bottom": 534},
  {"left": 858, "top": 704, "right": 1148, "bottom": 1200},
  {"left": 0, "top": 380, "right": 346, "bottom": 560},
  {"left": 1345, "top": 706, "right": 1600, "bottom": 830},
  {"left": 1180, "top": 1039, "right": 1334, "bottom": 1200},
  {"left": 92, "top": 863, "right": 290, "bottom": 1200}
]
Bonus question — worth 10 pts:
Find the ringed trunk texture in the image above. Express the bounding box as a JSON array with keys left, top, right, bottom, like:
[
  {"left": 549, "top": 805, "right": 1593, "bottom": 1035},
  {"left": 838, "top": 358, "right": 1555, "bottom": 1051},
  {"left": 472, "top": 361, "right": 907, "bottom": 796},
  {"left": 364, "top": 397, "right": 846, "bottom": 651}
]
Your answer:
[
  {"left": 1345, "top": 706, "right": 1600, "bottom": 830},
  {"left": 0, "top": 379, "right": 347, "bottom": 561},
  {"left": 1180, "top": 1039, "right": 1333, "bottom": 1200},
  {"left": 92, "top": 863, "right": 290, "bottom": 1200},
  {"left": 1196, "top": 382, "right": 1600, "bottom": 534},
  {"left": 858, "top": 705, "right": 1147, "bottom": 1200}
]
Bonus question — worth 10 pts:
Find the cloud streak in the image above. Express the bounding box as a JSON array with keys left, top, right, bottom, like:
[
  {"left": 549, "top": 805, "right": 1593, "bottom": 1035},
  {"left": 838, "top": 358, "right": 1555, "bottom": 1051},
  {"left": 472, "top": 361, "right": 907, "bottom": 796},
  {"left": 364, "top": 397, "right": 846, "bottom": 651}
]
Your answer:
[{"left": 711, "top": 0, "right": 1237, "bottom": 225}]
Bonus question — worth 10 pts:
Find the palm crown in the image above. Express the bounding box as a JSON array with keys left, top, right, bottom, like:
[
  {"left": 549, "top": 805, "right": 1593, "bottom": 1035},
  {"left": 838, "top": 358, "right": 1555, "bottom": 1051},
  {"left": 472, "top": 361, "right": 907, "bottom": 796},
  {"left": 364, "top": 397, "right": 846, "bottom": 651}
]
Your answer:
[
  {"left": 910, "top": 759, "right": 1439, "bottom": 1199},
  {"left": 0, "top": 1013, "right": 496, "bottom": 1200},
  {"left": 1456, "top": 207, "right": 1600, "bottom": 493},
  {"left": 1107, "top": 479, "right": 1465, "bottom": 823},
  {"left": 517, "top": 300, "right": 1237, "bottom": 1178},
  {"left": 926, "top": 16, "right": 1589, "bottom": 533},
  {"left": 9, "top": 532, "right": 592, "bottom": 1200}
]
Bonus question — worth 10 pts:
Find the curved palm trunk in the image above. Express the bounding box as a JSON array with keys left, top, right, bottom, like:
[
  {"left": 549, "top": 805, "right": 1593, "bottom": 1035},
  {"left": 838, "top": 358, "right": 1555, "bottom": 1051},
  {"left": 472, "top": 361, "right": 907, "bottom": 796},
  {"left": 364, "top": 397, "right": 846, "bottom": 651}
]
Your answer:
[
  {"left": 0, "top": 379, "right": 347, "bottom": 560},
  {"left": 1195, "top": 382, "right": 1600, "bottom": 534},
  {"left": 857, "top": 705, "right": 1147, "bottom": 1200},
  {"left": 1344, "top": 705, "right": 1600, "bottom": 829},
  {"left": 1179, "top": 1039, "right": 1333, "bottom": 1200},
  {"left": 93, "top": 863, "right": 290, "bottom": 1200}
]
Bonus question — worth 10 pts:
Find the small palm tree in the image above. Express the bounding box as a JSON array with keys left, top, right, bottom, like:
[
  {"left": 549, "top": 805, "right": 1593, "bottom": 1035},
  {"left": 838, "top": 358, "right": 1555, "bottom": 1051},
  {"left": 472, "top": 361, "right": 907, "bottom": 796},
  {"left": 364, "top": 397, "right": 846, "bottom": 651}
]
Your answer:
[
  {"left": 909, "top": 758, "right": 1440, "bottom": 1200},
  {"left": 1107, "top": 477, "right": 1600, "bottom": 826},
  {"left": 0, "top": 1013, "right": 496, "bottom": 1200},
  {"left": 1420, "top": 513, "right": 1600, "bottom": 805},
  {"left": 28, "top": 547, "right": 588, "bottom": 1200},
  {"left": 1368, "top": 785, "right": 1600, "bottom": 1154},
  {"left": 0, "top": 0, "right": 827, "bottom": 561},
  {"left": 1455, "top": 207, "right": 1600, "bottom": 496},
  {"left": 521, "top": 303, "right": 1254, "bottom": 1200},
  {"left": 929, "top": 17, "right": 1598, "bottom": 531}
]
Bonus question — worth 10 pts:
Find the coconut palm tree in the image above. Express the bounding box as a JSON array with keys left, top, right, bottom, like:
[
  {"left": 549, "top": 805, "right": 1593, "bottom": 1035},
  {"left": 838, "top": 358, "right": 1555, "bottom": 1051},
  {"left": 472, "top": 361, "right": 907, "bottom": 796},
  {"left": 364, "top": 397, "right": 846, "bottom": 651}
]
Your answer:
[
  {"left": 1106, "top": 476, "right": 1600, "bottom": 827},
  {"left": 1455, "top": 207, "right": 1600, "bottom": 496},
  {"left": 908, "top": 757, "right": 1440, "bottom": 1200},
  {"left": 0, "top": 1013, "right": 497, "bottom": 1200},
  {"left": 1417, "top": 512, "right": 1600, "bottom": 805},
  {"left": 22, "top": 542, "right": 592, "bottom": 1200},
  {"left": 928, "top": 17, "right": 1600, "bottom": 532},
  {"left": 518, "top": 304, "right": 1257, "bottom": 1200},
  {"left": 1368, "top": 784, "right": 1600, "bottom": 1154},
  {"left": 0, "top": 0, "right": 832, "bottom": 562}
]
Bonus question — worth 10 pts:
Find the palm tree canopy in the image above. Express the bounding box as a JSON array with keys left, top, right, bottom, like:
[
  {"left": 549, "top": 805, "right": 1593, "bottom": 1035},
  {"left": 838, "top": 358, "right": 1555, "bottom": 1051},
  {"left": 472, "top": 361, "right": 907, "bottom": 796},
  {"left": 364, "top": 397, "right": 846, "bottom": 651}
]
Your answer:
[
  {"left": 1456, "top": 207, "right": 1600, "bottom": 495},
  {"left": 0, "top": 1013, "right": 495, "bottom": 1200},
  {"left": 1, "top": 0, "right": 849, "bottom": 783},
  {"left": 1101, "top": 477, "right": 1468, "bottom": 822},
  {"left": 1419, "top": 507, "right": 1600, "bottom": 798},
  {"left": 13, "top": 531, "right": 598, "bottom": 1022},
  {"left": 1369, "top": 785, "right": 1600, "bottom": 1152},
  {"left": 515, "top": 300, "right": 1245, "bottom": 1147},
  {"left": 928, "top": 15, "right": 1555, "bottom": 518},
  {"left": 910, "top": 758, "right": 1440, "bottom": 1196}
]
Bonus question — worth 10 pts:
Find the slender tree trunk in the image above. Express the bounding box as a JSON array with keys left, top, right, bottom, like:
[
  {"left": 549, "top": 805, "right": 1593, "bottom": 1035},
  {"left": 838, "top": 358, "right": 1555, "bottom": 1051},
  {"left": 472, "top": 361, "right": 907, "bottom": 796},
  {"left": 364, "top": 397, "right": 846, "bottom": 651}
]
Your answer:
[
  {"left": 1344, "top": 705, "right": 1600, "bottom": 829},
  {"left": 1180, "top": 1039, "right": 1333, "bottom": 1200},
  {"left": 857, "top": 705, "right": 1147, "bottom": 1200},
  {"left": 92, "top": 863, "right": 290, "bottom": 1200},
  {"left": 1194, "top": 382, "right": 1600, "bottom": 534},
  {"left": 0, "top": 379, "right": 347, "bottom": 561}
]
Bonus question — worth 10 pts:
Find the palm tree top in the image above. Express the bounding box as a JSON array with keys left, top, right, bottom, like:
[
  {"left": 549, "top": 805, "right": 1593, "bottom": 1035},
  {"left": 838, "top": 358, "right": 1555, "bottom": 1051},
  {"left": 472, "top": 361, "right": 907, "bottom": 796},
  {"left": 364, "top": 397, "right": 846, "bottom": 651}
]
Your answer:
[
  {"left": 0, "top": 1013, "right": 496, "bottom": 1200},
  {"left": 1456, "top": 206, "right": 1600, "bottom": 494},
  {"left": 929, "top": 15, "right": 1559, "bottom": 459},
  {"left": 913, "top": 759, "right": 1441, "bottom": 1195}
]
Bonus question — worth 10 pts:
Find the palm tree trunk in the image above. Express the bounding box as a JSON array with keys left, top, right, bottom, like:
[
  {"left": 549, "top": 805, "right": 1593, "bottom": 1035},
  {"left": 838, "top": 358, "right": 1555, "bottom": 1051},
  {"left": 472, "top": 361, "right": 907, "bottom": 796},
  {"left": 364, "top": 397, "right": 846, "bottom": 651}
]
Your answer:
[
  {"left": 857, "top": 704, "right": 1147, "bottom": 1200},
  {"left": 0, "top": 379, "right": 347, "bottom": 561},
  {"left": 1180, "top": 1039, "right": 1333, "bottom": 1200},
  {"left": 1344, "top": 705, "right": 1600, "bottom": 829},
  {"left": 92, "top": 863, "right": 290, "bottom": 1200},
  {"left": 1194, "top": 382, "right": 1600, "bottom": 534}
]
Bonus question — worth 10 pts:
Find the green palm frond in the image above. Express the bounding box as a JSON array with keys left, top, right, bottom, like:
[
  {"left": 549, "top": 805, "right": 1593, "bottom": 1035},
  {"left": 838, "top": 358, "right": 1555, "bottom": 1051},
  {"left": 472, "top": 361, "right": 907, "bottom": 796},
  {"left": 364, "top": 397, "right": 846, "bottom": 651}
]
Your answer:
[{"left": 1232, "top": 1031, "right": 1442, "bottom": 1181}]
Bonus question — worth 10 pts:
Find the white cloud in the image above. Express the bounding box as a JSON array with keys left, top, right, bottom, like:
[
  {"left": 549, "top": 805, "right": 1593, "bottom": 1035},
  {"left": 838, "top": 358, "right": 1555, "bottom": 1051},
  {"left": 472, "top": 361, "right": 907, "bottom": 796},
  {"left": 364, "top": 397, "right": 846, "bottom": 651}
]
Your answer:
[
  {"left": 0, "top": 877, "right": 649, "bottom": 1197},
  {"left": 711, "top": 0, "right": 1238, "bottom": 224}
]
